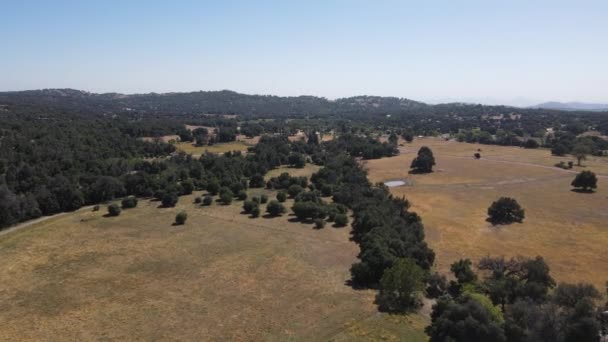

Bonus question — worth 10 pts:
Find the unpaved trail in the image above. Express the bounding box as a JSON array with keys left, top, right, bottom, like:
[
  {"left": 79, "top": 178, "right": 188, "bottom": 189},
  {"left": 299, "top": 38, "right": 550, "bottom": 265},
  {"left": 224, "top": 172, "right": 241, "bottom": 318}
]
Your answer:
[{"left": 0, "top": 205, "right": 94, "bottom": 237}]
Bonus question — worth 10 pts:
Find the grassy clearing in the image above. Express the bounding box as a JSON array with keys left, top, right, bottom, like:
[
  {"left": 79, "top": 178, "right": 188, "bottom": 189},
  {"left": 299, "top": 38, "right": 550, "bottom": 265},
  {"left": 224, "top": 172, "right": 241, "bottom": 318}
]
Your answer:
[
  {"left": 265, "top": 163, "right": 322, "bottom": 180},
  {"left": 366, "top": 138, "right": 608, "bottom": 289},
  {"left": 0, "top": 164, "right": 425, "bottom": 340},
  {"left": 174, "top": 141, "right": 251, "bottom": 155}
]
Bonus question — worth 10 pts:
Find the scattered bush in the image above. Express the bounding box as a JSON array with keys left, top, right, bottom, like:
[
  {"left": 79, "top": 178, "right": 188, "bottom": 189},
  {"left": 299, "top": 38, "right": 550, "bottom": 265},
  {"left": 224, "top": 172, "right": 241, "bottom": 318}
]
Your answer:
[
  {"left": 202, "top": 195, "right": 213, "bottom": 206},
  {"left": 194, "top": 196, "right": 202, "bottom": 204},
  {"left": 242, "top": 200, "right": 258, "bottom": 214},
  {"left": 219, "top": 191, "right": 233, "bottom": 205},
  {"left": 260, "top": 194, "right": 268, "bottom": 204},
  {"left": 121, "top": 196, "right": 138, "bottom": 209},
  {"left": 314, "top": 218, "right": 325, "bottom": 229},
  {"left": 107, "top": 203, "right": 121, "bottom": 217},
  {"left": 474, "top": 153, "right": 481, "bottom": 159},
  {"left": 276, "top": 191, "right": 287, "bottom": 202},
  {"left": 251, "top": 206, "right": 261, "bottom": 218},
  {"left": 237, "top": 190, "right": 248, "bottom": 200},
  {"left": 266, "top": 200, "right": 286, "bottom": 216},
  {"left": 93, "top": 205, "right": 100, "bottom": 212},
  {"left": 161, "top": 192, "right": 179, "bottom": 207},
  {"left": 175, "top": 211, "right": 188, "bottom": 225}
]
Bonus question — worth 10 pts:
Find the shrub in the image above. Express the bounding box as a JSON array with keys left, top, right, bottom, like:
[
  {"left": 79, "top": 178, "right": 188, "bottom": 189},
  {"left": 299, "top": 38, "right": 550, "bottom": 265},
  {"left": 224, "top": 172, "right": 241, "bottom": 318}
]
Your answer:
[
  {"left": 237, "top": 190, "right": 247, "bottom": 200},
  {"left": 161, "top": 192, "right": 179, "bottom": 207},
  {"left": 251, "top": 196, "right": 260, "bottom": 204},
  {"left": 175, "top": 211, "right": 188, "bottom": 225},
  {"left": 251, "top": 206, "right": 261, "bottom": 218},
  {"left": 314, "top": 218, "right": 325, "bottom": 229},
  {"left": 107, "top": 203, "right": 121, "bottom": 216},
  {"left": 202, "top": 195, "right": 213, "bottom": 206},
  {"left": 194, "top": 196, "right": 202, "bottom": 204},
  {"left": 334, "top": 213, "right": 349, "bottom": 227},
  {"left": 93, "top": 205, "right": 100, "bottom": 212},
  {"left": 260, "top": 194, "right": 268, "bottom": 204},
  {"left": 276, "top": 191, "right": 287, "bottom": 202},
  {"left": 220, "top": 191, "right": 233, "bottom": 205},
  {"left": 121, "top": 196, "right": 138, "bottom": 209},
  {"left": 243, "top": 200, "right": 258, "bottom": 214},
  {"left": 474, "top": 153, "right": 481, "bottom": 159},
  {"left": 487, "top": 197, "right": 525, "bottom": 225},
  {"left": 266, "top": 200, "right": 286, "bottom": 217}
]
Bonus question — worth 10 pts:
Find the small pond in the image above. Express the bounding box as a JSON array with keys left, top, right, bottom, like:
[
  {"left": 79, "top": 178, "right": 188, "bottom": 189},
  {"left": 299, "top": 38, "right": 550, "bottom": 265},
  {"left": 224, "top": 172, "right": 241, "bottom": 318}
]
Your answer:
[{"left": 384, "top": 180, "right": 407, "bottom": 187}]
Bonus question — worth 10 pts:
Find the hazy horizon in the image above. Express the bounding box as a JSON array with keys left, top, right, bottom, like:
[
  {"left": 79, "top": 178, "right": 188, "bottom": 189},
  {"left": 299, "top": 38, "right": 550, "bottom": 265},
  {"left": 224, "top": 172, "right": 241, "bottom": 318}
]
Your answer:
[{"left": 2, "top": 1, "right": 607, "bottom": 106}]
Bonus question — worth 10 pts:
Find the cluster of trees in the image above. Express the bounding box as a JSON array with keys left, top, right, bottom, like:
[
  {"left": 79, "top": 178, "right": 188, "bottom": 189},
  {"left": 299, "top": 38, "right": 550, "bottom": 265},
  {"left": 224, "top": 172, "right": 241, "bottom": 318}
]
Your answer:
[
  {"left": 323, "top": 134, "right": 399, "bottom": 160},
  {"left": 425, "top": 255, "right": 607, "bottom": 342},
  {"left": 0, "top": 115, "right": 176, "bottom": 228},
  {"left": 309, "top": 154, "right": 435, "bottom": 288}
]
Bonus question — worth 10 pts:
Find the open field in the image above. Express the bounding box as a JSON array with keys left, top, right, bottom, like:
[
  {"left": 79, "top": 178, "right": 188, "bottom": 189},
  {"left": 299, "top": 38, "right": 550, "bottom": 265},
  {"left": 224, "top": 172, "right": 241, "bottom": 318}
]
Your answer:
[
  {"left": 265, "top": 163, "right": 322, "bottom": 180},
  {"left": 174, "top": 141, "right": 251, "bottom": 155},
  {"left": 0, "top": 167, "right": 426, "bottom": 340},
  {"left": 366, "top": 138, "right": 608, "bottom": 289}
]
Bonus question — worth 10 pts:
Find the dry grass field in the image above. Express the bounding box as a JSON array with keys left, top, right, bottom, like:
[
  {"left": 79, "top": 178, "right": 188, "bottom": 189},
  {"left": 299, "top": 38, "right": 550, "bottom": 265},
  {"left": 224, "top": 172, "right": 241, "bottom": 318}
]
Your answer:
[
  {"left": 174, "top": 141, "right": 251, "bottom": 155},
  {"left": 0, "top": 167, "right": 427, "bottom": 341},
  {"left": 365, "top": 138, "right": 608, "bottom": 289}
]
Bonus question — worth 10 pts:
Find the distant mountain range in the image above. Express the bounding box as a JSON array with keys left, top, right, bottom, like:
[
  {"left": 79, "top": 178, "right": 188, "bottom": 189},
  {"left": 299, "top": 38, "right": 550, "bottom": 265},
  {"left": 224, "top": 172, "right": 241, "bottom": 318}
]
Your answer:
[{"left": 530, "top": 101, "right": 608, "bottom": 112}]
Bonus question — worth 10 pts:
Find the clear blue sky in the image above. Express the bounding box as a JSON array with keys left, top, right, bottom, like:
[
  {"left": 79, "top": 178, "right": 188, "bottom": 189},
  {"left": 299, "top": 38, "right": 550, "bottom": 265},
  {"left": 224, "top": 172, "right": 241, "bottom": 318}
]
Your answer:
[{"left": 2, "top": 0, "right": 607, "bottom": 106}]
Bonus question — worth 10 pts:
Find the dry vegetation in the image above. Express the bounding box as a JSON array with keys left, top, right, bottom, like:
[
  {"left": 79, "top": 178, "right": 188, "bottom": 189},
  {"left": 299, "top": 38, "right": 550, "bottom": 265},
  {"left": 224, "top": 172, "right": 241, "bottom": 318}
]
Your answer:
[
  {"left": 366, "top": 137, "right": 608, "bottom": 289},
  {"left": 174, "top": 141, "right": 251, "bottom": 155},
  {"left": 0, "top": 166, "right": 426, "bottom": 341}
]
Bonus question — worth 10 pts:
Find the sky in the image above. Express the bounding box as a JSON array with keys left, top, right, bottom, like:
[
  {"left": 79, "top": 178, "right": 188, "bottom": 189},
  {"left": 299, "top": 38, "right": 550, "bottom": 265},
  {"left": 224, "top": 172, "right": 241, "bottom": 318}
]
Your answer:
[{"left": 1, "top": 0, "right": 607, "bottom": 106}]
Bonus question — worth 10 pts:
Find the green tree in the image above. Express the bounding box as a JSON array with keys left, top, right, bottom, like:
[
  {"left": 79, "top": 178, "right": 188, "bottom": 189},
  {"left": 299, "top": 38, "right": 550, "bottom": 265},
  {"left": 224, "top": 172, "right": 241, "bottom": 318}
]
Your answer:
[
  {"left": 572, "top": 143, "right": 592, "bottom": 166},
  {"left": 571, "top": 171, "right": 598, "bottom": 192},
  {"left": 334, "top": 213, "right": 348, "bottom": 227},
  {"left": 376, "top": 258, "right": 425, "bottom": 312},
  {"left": 276, "top": 191, "right": 287, "bottom": 202},
  {"left": 161, "top": 192, "right": 179, "bottom": 207},
  {"left": 410, "top": 146, "right": 436, "bottom": 173},
  {"left": 107, "top": 203, "right": 121, "bottom": 216},
  {"left": 202, "top": 195, "right": 213, "bottom": 206},
  {"left": 219, "top": 191, "right": 233, "bottom": 205},
  {"left": 487, "top": 197, "right": 525, "bottom": 225},
  {"left": 426, "top": 295, "right": 506, "bottom": 342},
  {"left": 451, "top": 258, "right": 477, "bottom": 284},
  {"left": 121, "top": 197, "right": 138, "bottom": 209},
  {"left": 287, "top": 184, "right": 304, "bottom": 198},
  {"left": 266, "top": 200, "right": 285, "bottom": 216},
  {"left": 175, "top": 211, "right": 188, "bottom": 225}
]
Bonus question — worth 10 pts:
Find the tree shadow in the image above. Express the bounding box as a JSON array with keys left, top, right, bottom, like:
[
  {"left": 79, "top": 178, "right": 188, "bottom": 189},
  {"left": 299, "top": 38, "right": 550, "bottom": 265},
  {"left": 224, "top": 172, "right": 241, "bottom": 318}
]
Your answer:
[
  {"left": 408, "top": 169, "right": 433, "bottom": 175},
  {"left": 571, "top": 188, "right": 595, "bottom": 194}
]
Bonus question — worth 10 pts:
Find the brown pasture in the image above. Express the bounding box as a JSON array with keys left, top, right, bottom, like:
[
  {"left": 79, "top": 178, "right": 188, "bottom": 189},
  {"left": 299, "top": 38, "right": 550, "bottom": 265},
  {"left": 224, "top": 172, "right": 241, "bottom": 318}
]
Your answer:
[{"left": 365, "top": 138, "right": 608, "bottom": 289}]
